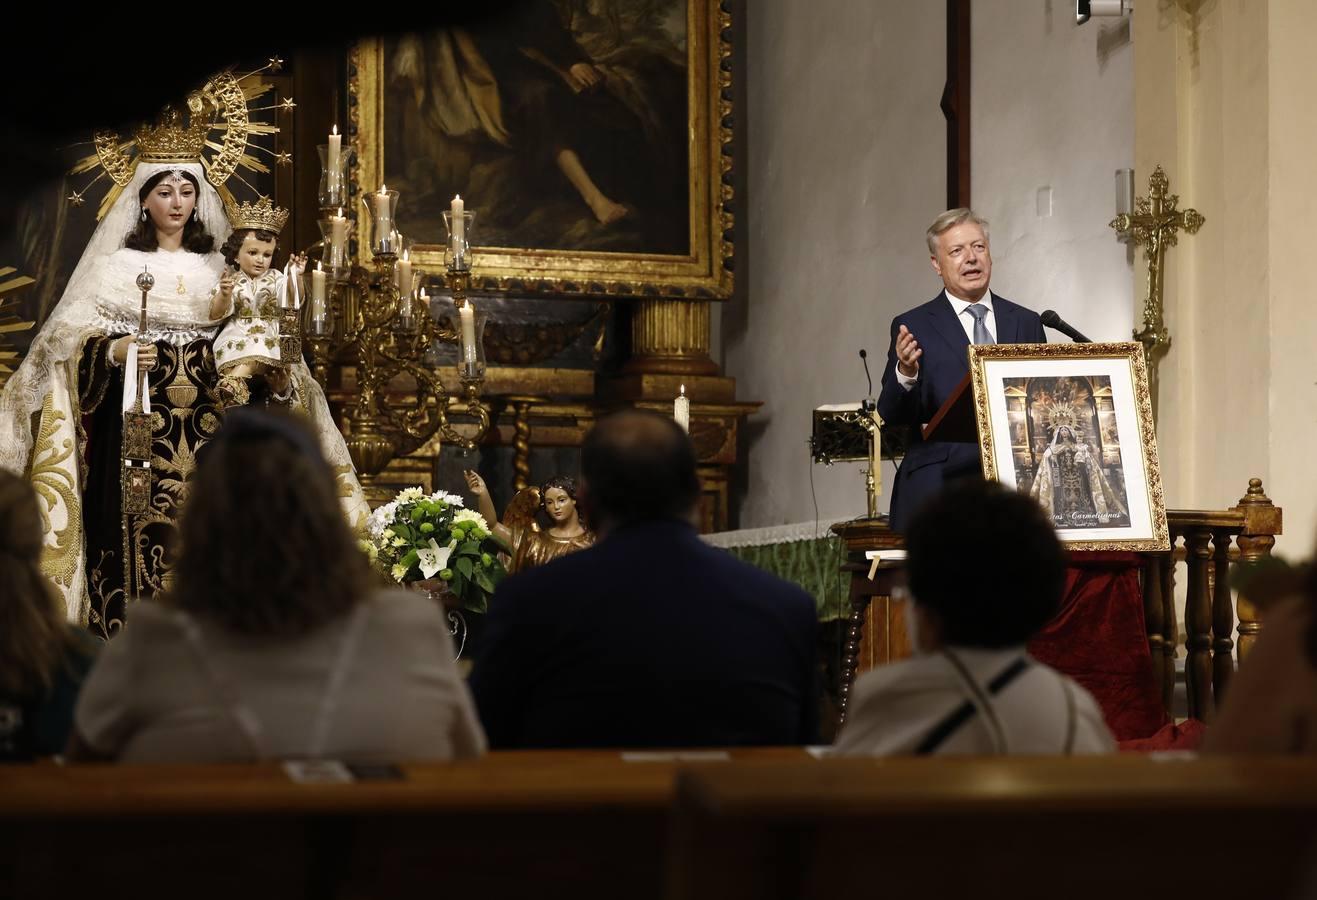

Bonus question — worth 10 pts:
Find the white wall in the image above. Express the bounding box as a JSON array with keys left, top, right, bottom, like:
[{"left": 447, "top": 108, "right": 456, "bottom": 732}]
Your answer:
[
  {"left": 725, "top": 1, "right": 1134, "bottom": 529},
  {"left": 1267, "top": 0, "right": 1317, "bottom": 553},
  {"left": 972, "top": 0, "right": 1134, "bottom": 343},
  {"left": 1130, "top": 0, "right": 1317, "bottom": 551},
  {"left": 725, "top": 0, "right": 947, "bottom": 527}
]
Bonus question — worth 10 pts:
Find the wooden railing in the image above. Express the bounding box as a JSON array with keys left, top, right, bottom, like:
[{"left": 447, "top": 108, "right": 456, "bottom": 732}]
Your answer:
[
  {"left": 832, "top": 478, "right": 1283, "bottom": 724},
  {"left": 1152, "top": 478, "right": 1282, "bottom": 720}
]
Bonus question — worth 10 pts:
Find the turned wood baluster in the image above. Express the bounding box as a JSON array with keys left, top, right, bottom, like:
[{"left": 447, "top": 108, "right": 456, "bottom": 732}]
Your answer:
[
  {"left": 1232, "top": 478, "right": 1282, "bottom": 662},
  {"left": 1143, "top": 553, "right": 1169, "bottom": 714},
  {"left": 1183, "top": 529, "right": 1213, "bottom": 720},
  {"left": 1160, "top": 533, "right": 1178, "bottom": 714},
  {"left": 1211, "top": 530, "right": 1236, "bottom": 709}
]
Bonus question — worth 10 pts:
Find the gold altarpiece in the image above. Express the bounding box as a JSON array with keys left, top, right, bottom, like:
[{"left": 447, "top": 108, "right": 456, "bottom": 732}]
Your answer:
[
  {"left": 295, "top": 2, "right": 759, "bottom": 531},
  {"left": 322, "top": 299, "right": 759, "bottom": 533}
]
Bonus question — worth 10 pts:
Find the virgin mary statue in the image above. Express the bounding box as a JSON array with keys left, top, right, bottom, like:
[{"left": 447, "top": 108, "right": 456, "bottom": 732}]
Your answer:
[{"left": 0, "top": 71, "right": 369, "bottom": 638}]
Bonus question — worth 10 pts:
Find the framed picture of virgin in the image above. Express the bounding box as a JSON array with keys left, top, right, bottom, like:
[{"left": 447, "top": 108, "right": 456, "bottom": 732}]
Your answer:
[
  {"left": 968, "top": 342, "right": 1170, "bottom": 551},
  {"left": 349, "top": 0, "right": 733, "bottom": 298}
]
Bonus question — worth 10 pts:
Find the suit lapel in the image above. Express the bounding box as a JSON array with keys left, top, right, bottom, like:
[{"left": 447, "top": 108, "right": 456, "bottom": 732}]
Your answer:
[
  {"left": 994, "top": 296, "right": 1021, "bottom": 344},
  {"left": 922, "top": 291, "right": 971, "bottom": 368}
]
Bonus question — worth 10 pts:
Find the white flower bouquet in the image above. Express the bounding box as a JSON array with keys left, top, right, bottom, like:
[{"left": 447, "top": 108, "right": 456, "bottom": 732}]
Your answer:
[{"left": 362, "top": 486, "right": 507, "bottom": 613}]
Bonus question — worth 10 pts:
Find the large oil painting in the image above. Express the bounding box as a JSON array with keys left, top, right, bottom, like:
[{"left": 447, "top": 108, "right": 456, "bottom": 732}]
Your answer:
[{"left": 351, "top": 0, "right": 733, "bottom": 297}]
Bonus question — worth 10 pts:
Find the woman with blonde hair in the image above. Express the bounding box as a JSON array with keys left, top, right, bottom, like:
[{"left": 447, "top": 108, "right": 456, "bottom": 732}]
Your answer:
[
  {"left": 68, "top": 408, "right": 485, "bottom": 763},
  {"left": 0, "top": 471, "right": 98, "bottom": 759}
]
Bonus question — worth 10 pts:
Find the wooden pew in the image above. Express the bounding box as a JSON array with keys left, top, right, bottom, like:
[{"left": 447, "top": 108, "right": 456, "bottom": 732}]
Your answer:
[
  {"left": 0, "top": 748, "right": 806, "bottom": 900},
  {"left": 11, "top": 751, "right": 1314, "bottom": 899},
  {"left": 668, "top": 755, "right": 1317, "bottom": 900}
]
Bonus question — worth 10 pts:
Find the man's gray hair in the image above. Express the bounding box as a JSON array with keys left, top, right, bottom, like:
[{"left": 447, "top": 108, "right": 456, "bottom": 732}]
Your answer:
[{"left": 926, "top": 208, "right": 990, "bottom": 256}]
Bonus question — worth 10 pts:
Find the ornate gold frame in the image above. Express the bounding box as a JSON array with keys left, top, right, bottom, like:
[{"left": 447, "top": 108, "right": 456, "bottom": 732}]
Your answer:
[
  {"left": 968, "top": 341, "right": 1169, "bottom": 552},
  {"left": 348, "top": 0, "right": 733, "bottom": 299}
]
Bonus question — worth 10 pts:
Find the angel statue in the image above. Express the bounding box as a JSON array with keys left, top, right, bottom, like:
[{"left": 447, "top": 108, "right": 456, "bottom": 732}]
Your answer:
[{"left": 464, "top": 470, "right": 595, "bottom": 574}]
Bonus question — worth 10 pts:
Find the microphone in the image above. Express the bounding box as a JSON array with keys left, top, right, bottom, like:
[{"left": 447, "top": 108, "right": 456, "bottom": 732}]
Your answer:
[
  {"left": 1040, "top": 310, "right": 1092, "bottom": 343},
  {"left": 859, "top": 349, "right": 876, "bottom": 411}
]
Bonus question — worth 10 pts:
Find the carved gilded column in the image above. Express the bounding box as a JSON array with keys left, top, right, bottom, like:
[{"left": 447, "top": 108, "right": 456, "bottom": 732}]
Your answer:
[{"left": 624, "top": 299, "right": 719, "bottom": 376}]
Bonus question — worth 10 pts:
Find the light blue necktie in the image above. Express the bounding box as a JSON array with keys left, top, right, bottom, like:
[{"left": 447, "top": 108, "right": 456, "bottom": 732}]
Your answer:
[{"left": 967, "top": 303, "right": 994, "bottom": 345}]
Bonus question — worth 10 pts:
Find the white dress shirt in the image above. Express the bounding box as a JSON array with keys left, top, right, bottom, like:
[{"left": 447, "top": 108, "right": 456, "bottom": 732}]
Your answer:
[{"left": 896, "top": 290, "right": 998, "bottom": 390}]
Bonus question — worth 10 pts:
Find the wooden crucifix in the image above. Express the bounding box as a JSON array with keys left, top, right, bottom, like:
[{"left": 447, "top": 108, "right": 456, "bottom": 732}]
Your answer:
[
  {"left": 943, "top": 0, "right": 971, "bottom": 208},
  {"left": 1109, "top": 165, "right": 1205, "bottom": 418}
]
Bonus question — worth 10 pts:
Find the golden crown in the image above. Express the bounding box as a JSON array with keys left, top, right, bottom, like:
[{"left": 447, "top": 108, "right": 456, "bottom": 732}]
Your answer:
[
  {"left": 1050, "top": 405, "right": 1076, "bottom": 427},
  {"left": 68, "top": 60, "right": 295, "bottom": 220},
  {"left": 226, "top": 196, "right": 290, "bottom": 234},
  {"left": 135, "top": 102, "right": 210, "bottom": 163},
  {"left": 1042, "top": 400, "right": 1082, "bottom": 435}
]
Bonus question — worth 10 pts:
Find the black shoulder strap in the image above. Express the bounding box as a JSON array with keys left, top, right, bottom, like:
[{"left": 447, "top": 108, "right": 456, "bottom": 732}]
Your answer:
[{"left": 914, "top": 656, "right": 1031, "bottom": 756}]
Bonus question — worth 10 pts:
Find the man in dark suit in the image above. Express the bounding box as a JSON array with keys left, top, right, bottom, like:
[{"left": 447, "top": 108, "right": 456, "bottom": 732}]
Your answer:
[
  {"left": 469, "top": 410, "right": 819, "bottom": 749},
  {"left": 878, "top": 208, "right": 1046, "bottom": 531}
]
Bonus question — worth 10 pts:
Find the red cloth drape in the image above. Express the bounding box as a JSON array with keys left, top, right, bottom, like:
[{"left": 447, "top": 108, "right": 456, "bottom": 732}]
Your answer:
[{"left": 1026, "top": 551, "right": 1171, "bottom": 742}]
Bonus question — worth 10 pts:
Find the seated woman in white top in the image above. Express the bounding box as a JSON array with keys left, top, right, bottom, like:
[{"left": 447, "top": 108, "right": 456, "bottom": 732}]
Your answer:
[
  {"left": 835, "top": 481, "right": 1114, "bottom": 756},
  {"left": 67, "top": 409, "right": 485, "bottom": 763}
]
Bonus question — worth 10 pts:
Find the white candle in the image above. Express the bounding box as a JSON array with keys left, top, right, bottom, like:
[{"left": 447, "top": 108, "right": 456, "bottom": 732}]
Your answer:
[
  {"left": 327, "top": 125, "right": 342, "bottom": 193},
  {"left": 450, "top": 194, "right": 465, "bottom": 263},
  {"left": 674, "top": 384, "right": 690, "bottom": 433},
  {"left": 329, "top": 208, "right": 347, "bottom": 264},
  {"left": 396, "top": 249, "right": 412, "bottom": 297},
  {"left": 311, "top": 263, "right": 327, "bottom": 321},
  {"left": 374, "top": 184, "right": 393, "bottom": 248},
  {"left": 459, "top": 303, "right": 477, "bottom": 368},
  {"left": 398, "top": 291, "right": 413, "bottom": 321}
]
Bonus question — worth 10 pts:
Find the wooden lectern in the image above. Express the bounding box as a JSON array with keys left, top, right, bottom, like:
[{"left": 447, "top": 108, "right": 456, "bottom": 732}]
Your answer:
[
  {"left": 919, "top": 372, "right": 976, "bottom": 444},
  {"left": 830, "top": 374, "right": 981, "bottom": 725}
]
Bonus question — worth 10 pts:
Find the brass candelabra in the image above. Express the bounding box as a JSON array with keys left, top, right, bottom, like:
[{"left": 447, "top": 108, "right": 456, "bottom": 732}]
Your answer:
[{"left": 303, "top": 176, "right": 491, "bottom": 491}]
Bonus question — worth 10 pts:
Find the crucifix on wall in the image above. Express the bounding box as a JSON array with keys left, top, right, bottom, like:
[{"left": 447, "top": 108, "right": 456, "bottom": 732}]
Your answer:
[{"left": 1109, "top": 165, "right": 1205, "bottom": 418}]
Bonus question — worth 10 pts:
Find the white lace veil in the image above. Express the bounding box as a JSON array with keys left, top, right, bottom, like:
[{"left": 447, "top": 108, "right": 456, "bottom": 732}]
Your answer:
[{"left": 0, "top": 161, "right": 231, "bottom": 471}]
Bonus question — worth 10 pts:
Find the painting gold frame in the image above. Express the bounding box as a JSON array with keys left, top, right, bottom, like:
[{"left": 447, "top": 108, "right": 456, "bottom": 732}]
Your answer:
[
  {"left": 348, "top": 0, "right": 733, "bottom": 299},
  {"left": 969, "top": 342, "right": 1170, "bottom": 552}
]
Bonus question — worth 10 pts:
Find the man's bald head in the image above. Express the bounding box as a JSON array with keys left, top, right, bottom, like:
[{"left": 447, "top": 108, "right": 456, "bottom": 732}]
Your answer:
[{"left": 580, "top": 409, "right": 701, "bottom": 532}]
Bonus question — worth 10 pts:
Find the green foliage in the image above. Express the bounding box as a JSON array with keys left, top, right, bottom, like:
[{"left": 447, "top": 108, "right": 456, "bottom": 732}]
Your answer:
[{"left": 363, "top": 489, "right": 508, "bottom": 614}]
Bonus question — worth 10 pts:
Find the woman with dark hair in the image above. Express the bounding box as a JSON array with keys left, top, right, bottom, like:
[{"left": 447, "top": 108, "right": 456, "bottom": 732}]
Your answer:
[
  {"left": 67, "top": 408, "right": 484, "bottom": 763},
  {"left": 0, "top": 470, "right": 98, "bottom": 760},
  {"left": 121, "top": 169, "right": 221, "bottom": 255},
  {"left": 835, "top": 481, "right": 1115, "bottom": 756},
  {"left": 0, "top": 156, "right": 369, "bottom": 640}
]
